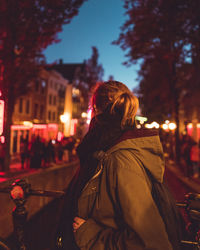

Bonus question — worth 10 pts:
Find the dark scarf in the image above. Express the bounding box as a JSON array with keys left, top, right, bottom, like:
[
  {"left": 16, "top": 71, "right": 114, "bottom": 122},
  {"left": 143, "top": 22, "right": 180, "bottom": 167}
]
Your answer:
[{"left": 76, "top": 113, "right": 135, "bottom": 193}]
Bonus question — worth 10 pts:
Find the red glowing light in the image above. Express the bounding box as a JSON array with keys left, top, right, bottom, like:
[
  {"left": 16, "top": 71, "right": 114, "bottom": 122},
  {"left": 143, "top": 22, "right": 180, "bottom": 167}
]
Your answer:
[
  {"left": 11, "top": 185, "right": 24, "bottom": 199},
  {"left": 0, "top": 136, "right": 5, "bottom": 143},
  {"left": 0, "top": 100, "right": 4, "bottom": 135}
]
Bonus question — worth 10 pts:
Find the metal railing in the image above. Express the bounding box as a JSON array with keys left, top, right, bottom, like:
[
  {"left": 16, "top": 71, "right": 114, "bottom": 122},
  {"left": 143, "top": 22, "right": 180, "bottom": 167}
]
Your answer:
[
  {"left": 0, "top": 180, "right": 200, "bottom": 249},
  {"left": 0, "top": 179, "right": 65, "bottom": 250}
]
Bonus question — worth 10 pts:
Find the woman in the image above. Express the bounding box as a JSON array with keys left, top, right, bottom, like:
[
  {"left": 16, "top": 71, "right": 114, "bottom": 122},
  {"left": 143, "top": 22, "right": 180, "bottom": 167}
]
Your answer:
[{"left": 72, "top": 81, "right": 172, "bottom": 249}]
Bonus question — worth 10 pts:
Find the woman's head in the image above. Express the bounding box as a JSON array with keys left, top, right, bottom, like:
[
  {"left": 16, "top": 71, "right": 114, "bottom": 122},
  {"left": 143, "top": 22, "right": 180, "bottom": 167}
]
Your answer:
[{"left": 91, "top": 81, "right": 139, "bottom": 129}]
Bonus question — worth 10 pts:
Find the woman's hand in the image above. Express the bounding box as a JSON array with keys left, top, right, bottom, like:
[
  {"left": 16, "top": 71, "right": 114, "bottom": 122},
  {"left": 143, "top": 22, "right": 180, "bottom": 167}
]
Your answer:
[{"left": 73, "top": 217, "right": 86, "bottom": 232}]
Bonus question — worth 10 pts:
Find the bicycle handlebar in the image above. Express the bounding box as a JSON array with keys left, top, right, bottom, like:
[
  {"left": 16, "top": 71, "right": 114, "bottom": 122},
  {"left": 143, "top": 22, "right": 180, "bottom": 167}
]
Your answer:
[
  {"left": 0, "top": 182, "right": 65, "bottom": 198},
  {"left": 29, "top": 189, "right": 65, "bottom": 197}
]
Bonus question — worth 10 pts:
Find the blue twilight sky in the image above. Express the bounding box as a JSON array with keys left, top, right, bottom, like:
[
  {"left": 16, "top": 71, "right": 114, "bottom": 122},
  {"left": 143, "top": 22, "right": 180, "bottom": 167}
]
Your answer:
[{"left": 43, "top": 0, "right": 140, "bottom": 91}]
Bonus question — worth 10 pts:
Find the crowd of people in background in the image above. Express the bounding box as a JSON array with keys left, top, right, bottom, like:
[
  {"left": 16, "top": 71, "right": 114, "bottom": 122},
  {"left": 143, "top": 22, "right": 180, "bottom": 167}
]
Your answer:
[
  {"left": 180, "top": 134, "right": 200, "bottom": 178},
  {"left": 19, "top": 135, "right": 77, "bottom": 170},
  {"left": 160, "top": 130, "right": 200, "bottom": 179},
  {"left": 0, "top": 127, "right": 199, "bottom": 178}
]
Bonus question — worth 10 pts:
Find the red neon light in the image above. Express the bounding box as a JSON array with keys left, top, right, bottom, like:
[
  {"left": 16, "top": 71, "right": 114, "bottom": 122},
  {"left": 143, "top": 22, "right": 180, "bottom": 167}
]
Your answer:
[
  {"left": 11, "top": 125, "right": 30, "bottom": 130},
  {"left": 0, "top": 100, "right": 4, "bottom": 135},
  {"left": 48, "top": 123, "right": 58, "bottom": 129},
  {"left": 33, "top": 124, "right": 47, "bottom": 129},
  {"left": 0, "top": 136, "right": 5, "bottom": 143}
]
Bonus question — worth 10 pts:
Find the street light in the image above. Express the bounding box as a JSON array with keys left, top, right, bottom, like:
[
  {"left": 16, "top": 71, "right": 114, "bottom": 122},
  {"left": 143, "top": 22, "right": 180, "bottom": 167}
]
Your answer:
[
  {"left": 168, "top": 122, "right": 177, "bottom": 130},
  {"left": 60, "top": 113, "right": 70, "bottom": 123}
]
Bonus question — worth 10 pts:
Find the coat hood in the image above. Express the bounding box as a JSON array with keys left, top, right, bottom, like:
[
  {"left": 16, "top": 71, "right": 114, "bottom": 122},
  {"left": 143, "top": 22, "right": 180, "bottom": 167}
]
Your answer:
[{"left": 105, "top": 128, "right": 165, "bottom": 183}]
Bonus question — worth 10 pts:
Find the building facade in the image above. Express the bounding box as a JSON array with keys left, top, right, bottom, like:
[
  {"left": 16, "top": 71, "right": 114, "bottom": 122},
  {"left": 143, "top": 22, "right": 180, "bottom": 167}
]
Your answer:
[{"left": 10, "top": 68, "right": 72, "bottom": 155}]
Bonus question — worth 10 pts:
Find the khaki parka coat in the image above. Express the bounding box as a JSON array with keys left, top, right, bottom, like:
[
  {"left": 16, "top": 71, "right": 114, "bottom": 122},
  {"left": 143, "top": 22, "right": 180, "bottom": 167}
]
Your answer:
[{"left": 74, "top": 131, "right": 173, "bottom": 250}]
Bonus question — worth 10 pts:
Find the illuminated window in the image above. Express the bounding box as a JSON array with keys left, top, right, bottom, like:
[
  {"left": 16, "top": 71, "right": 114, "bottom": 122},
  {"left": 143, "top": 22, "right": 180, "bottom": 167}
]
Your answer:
[{"left": 41, "top": 80, "right": 46, "bottom": 94}]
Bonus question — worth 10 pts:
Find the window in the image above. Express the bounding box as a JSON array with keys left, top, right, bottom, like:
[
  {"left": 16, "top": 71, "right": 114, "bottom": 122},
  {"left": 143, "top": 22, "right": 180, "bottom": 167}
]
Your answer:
[
  {"left": 26, "top": 100, "right": 30, "bottom": 114},
  {"left": 49, "top": 94, "right": 52, "bottom": 105},
  {"left": 53, "top": 96, "right": 56, "bottom": 105},
  {"left": 48, "top": 111, "right": 51, "bottom": 120},
  {"left": 19, "top": 98, "right": 23, "bottom": 113},
  {"left": 35, "top": 80, "right": 39, "bottom": 92},
  {"left": 41, "top": 80, "right": 46, "bottom": 94},
  {"left": 34, "top": 103, "right": 38, "bottom": 118},
  {"left": 40, "top": 105, "right": 44, "bottom": 119},
  {"left": 52, "top": 112, "right": 55, "bottom": 121},
  {"left": 41, "top": 80, "right": 46, "bottom": 87}
]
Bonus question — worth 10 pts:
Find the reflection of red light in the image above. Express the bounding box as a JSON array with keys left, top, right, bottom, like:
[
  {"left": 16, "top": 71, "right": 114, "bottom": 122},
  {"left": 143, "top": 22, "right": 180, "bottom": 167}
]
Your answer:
[{"left": 48, "top": 123, "right": 58, "bottom": 130}]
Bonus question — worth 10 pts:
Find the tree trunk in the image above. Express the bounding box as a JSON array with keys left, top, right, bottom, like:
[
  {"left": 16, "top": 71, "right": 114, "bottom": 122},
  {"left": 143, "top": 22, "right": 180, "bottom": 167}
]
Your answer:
[
  {"left": 3, "top": 84, "right": 15, "bottom": 172},
  {"left": 174, "top": 91, "right": 180, "bottom": 164}
]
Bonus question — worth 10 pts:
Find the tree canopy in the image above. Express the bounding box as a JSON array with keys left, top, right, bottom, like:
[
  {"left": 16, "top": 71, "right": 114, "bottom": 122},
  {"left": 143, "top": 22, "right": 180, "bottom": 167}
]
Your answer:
[
  {"left": 0, "top": 0, "right": 86, "bottom": 170},
  {"left": 115, "top": 0, "right": 200, "bottom": 119},
  {"left": 83, "top": 46, "right": 104, "bottom": 91},
  {"left": 115, "top": 0, "right": 200, "bottom": 160}
]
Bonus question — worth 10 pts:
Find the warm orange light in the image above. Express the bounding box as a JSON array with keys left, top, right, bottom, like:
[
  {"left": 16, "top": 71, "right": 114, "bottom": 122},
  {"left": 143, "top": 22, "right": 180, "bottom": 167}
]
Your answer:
[
  {"left": 168, "top": 123, "right": 177, "bottom": 130},
  {"left": 187, "top": 123, "right": 193, "bottom": 129},
  {"left": 60, "top": 113, "right": 70, "bottom": 123},
  {"left": 48, "top": 123, "right": 58, "bottom": 129},
  {"left": 161, "top": 124, "right": 169, "bottom": 130}
]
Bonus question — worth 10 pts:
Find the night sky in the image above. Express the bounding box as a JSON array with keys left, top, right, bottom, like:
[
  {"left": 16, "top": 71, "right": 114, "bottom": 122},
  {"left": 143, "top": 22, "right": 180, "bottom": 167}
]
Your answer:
[{"left": 43, "top": 0, "right": 140, "bottom": 91}]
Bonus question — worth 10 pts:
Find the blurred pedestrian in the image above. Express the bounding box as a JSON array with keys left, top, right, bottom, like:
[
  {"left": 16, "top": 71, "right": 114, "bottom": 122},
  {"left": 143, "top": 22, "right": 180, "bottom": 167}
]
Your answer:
[
  {"left": 20, "top": 139, "right": 29, "bottom": 169},
  {"left": 190, "top": 142, "right": 199, "bottom": 178},
  {"left": 56, "top": 81, "right": 174, "bottom": 249},
  {"left": 181, "top": 135, "right": 195, "bottom": 177},
  {"left": 0, "top": 143, "right": 5, "bottom": 171},
  {"left": 30, "top": 136, "right": 44, "bottom": 169},
  {"left": 56, "top": 141, "right": 64, "bottom": 162},
  {"left": 44, "top": 139, "right": 55, "bottom": 166}
]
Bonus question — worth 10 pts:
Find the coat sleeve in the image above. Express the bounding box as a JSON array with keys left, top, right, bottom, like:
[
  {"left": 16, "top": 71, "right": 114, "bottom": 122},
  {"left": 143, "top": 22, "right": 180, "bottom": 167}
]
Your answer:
[{"left": 74, "top": 152, "right": 173, "bottom": 250}]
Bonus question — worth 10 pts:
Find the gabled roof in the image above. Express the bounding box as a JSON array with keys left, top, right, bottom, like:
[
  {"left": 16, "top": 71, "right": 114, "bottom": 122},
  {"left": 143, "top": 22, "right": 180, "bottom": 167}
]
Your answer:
[{"left": 46, "top": 60, "right": 86, "bottom": 82}]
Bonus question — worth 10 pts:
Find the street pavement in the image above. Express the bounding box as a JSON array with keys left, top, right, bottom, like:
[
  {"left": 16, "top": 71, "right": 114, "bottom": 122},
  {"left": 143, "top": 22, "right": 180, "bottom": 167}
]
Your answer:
[{"left": 165, "top": 158, "right": 200, "bottom": 194}]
